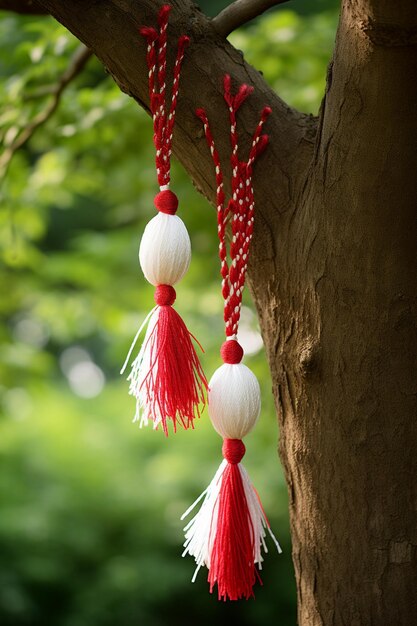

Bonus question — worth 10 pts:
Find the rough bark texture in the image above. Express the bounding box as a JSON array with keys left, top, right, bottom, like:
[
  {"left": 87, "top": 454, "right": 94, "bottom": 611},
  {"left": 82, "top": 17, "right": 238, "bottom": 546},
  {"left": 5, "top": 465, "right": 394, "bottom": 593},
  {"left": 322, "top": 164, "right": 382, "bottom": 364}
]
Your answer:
[
  {"left": 34, "top": 0, "right": 417, "bottom": 623},
  {"left": 0, "top": 0, "right": 48, "bottom": 14}
]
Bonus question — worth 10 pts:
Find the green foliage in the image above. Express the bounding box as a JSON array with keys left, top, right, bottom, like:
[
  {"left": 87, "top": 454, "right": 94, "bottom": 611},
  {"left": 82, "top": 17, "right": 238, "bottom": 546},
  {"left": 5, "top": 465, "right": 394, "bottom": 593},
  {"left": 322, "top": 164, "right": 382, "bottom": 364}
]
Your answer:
[
  {"left": 0, "top": 6, "right": 337, "bottom": 625},
  {"left": 229, "top": 10, "right": 337, "bottom": 112}
]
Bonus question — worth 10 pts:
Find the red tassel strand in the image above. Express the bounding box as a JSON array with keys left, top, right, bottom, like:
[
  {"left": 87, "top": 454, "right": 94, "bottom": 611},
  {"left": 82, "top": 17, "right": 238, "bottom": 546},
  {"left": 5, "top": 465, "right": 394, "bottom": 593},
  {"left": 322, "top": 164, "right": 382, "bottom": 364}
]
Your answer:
[{"left": 208, "top": 439, "right": 258, "bottom": 601}]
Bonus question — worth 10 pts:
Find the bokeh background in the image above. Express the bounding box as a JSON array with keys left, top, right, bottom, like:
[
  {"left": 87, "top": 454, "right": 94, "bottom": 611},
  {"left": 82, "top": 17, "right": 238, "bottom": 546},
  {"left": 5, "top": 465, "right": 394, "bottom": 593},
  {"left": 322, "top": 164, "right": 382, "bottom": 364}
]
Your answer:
[{"left": 0, "top": 1, "right": 338, "bottom": 624}]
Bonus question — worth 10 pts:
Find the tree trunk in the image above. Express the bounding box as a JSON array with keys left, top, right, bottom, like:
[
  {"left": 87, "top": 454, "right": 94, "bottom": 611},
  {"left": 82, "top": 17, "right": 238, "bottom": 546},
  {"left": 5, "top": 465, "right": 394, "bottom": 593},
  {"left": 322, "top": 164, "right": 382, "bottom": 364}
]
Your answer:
[
  {"left": 250, "top": 2, "right": 417, "bottom": 622},
  {"left": 35, "top": 0, "right": 417, "bottom": 623}
]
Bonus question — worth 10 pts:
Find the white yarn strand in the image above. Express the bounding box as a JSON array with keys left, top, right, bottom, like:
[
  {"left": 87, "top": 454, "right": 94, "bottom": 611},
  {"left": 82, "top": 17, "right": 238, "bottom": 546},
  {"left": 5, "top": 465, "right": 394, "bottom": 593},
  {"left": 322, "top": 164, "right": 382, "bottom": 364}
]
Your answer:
[
  {"left": 120, "top": 305, "right": 158, "bottom": 376},
  {"left": 123, "top": 307, "right": 162, "bottom": 429},
  {"left": 181, "top": 459, "right": 227, "bottom": 581},
  {"left": 239, "top": 463, "right": 282, "bottom": 565},
  {"left": 139, "top": 212, "right": 191, "bottom": 286}
]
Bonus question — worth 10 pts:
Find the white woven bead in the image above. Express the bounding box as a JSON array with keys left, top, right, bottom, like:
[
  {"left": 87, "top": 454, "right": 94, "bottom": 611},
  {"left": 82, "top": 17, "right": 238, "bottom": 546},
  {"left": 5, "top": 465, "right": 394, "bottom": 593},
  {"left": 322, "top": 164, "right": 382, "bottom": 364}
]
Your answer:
[
  {"left": 139, "top": 213, "right": 191, "bottom": 286},
  {"left": 208, "top": 363, "right": 261, "bottom": 439}
]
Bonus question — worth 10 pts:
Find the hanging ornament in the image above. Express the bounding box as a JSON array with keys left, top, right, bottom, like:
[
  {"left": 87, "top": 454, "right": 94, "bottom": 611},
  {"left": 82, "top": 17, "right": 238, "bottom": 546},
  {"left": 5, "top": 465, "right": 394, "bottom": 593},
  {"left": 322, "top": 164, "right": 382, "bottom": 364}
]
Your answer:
[
  {"left": 121, "top": 5, "right": 207, "bottom": 436},
  {"left": 181, "top": 75, "right": 281, "bottom": 600}
]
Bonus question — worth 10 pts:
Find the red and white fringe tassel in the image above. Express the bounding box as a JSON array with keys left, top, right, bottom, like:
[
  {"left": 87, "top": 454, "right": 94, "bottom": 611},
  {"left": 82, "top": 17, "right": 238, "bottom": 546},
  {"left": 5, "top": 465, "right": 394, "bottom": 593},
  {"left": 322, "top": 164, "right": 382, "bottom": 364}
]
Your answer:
[
  {"left": 121, "top": 286, "right": 206, "bottom": 435},
  {"left": 122, "top": 6, "right": 207, "bottom": 435},
  {"left": 182, "top": 438, "right": 282, "bottom": 601}
]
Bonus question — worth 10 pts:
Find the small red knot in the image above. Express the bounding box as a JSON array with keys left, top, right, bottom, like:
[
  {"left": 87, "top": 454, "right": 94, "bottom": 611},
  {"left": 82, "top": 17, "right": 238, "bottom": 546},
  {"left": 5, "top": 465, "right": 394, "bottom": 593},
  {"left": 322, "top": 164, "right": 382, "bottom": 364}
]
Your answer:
[
  {"left": 222, "top": 439, "right": 246, "bottom": 464},
  {"left": 154, "top": 190, "right": 178, "bottom": 215},
  {"left": 221, "top": 340, "right": 244, "bottom": 364},
  {"left": 179, "top": 35, "right": 190, "bottom": 49},
  {"left": 154, "top": 284, "right": 176, "bottom": 306}
]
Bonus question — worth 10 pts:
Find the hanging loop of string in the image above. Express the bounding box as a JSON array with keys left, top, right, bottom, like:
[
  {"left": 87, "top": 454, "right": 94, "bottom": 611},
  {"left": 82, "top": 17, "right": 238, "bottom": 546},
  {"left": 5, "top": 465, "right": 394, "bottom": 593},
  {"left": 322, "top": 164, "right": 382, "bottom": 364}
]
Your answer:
[
  {"left": 196, "top": 76, "right": 271, "bottom": 338},
  {"left": 140, "top": 5, "right": 190, "bottom": 189}
]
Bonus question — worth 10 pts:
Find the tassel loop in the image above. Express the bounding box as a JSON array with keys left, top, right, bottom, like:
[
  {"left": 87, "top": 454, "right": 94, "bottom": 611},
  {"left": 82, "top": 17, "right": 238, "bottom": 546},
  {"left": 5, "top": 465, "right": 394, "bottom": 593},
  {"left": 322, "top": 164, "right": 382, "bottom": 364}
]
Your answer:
[
  {"left": 157, "top": 3, "right": 171, "bottom": 26},
  {"left": 139, "top": 26, "right": 158, "bottom": 41}
]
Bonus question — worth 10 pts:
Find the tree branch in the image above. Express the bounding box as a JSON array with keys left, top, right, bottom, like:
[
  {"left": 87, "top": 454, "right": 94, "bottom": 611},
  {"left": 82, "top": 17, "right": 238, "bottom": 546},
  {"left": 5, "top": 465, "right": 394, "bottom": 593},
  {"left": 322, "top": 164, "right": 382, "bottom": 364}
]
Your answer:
[
  {"left": 213, "top": 0, "right": 290, "bottom": 38},
  {"left": 0, "top": 45, "right": 92, "bottom": 181},
  {"left": 0, "top": 0, "right": 48, "bottom": 14},
  {"left": 35, "top": 0, "right": 316, "bottom": 239}
]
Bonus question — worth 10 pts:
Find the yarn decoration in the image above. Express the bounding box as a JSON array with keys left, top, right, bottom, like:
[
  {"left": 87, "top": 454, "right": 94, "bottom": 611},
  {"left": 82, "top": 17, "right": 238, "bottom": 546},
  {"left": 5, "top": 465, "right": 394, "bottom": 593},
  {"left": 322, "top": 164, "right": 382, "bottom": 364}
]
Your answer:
[
  {"left": 121, "top": 5, "right": 207, "bottom": 436},
  {"left": 181, "top": 76, "right": 281, "bottom": 600}
]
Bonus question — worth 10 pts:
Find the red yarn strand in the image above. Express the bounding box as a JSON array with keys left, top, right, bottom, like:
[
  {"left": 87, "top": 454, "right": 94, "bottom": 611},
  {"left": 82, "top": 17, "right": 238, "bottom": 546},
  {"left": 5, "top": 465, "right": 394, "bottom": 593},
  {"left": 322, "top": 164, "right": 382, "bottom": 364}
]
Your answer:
[
  {"left": 195, "top": 108, "right": 229, "bottom": 307},
  {"left": 157, "top": 5, "right": 170, "bottom": 118},
  {"left": 165, "top": 35, "right": 189, "bottom": 164}
]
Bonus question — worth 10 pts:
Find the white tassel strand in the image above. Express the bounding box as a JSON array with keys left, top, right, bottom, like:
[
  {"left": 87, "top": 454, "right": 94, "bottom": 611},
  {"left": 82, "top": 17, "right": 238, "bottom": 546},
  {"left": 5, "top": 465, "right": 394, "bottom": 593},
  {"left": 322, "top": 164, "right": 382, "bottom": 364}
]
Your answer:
[
  {"left": 181, "top": 459, "right": 226, "bottom": 581},
  {"left": 123, "top": 307, "right": 162, "bottom": 429}
]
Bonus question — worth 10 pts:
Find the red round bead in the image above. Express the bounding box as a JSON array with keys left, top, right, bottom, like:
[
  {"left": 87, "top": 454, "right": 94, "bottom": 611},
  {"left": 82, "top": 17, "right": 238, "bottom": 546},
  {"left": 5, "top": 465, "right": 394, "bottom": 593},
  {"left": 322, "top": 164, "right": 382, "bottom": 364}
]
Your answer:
[
  {"left": 220, "top": 339, "right": 244, "bottom": 364},
  {"left": 222, "top": 439, "right": 246, "bottom": 464},
  {"left": 154, "top": 190, "right": 178, "bottom": 215},
  {"left": 154, "top": 284, "right": 176, "bottom": 306}
]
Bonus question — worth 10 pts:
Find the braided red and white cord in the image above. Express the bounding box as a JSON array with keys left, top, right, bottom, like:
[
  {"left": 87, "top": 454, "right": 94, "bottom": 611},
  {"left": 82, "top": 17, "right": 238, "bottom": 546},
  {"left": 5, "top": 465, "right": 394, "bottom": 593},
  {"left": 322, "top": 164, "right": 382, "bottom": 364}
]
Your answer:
[
  {"left": 197, "top": 76, "right": 271, "bottom": 338},
  {"left": 140, "top": 5, "right": 189, "bottom": 188}
]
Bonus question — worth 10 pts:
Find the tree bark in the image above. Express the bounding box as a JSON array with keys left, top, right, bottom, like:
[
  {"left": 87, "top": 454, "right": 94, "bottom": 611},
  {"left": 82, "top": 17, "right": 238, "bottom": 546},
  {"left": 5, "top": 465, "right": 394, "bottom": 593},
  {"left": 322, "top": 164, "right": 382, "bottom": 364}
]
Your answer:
[
  {"left": 0, "top": 0, "right": 48, "bottom": 14},
  {"left": 35, "top": 0, "right": 417, "bottom": 623},
  {"left": 212, "top": 0, "right": 290, "bottom": 37}
]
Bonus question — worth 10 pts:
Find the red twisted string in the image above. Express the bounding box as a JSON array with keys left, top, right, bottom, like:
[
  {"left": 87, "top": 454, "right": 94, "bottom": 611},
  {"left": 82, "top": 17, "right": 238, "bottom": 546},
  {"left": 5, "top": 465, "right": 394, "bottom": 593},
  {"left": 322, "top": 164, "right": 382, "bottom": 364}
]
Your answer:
[
  {"left": 157, "top": 6, "right": 169, "bottom": 121},
  {"left": 140, "top": 5, "right": 190, "bottom": 188},
  {"left": 197, "top": 77, "right": 271, "bottom": 338},
  {"left": 195, "top": 109, "right": 229, "bottom": 306}
]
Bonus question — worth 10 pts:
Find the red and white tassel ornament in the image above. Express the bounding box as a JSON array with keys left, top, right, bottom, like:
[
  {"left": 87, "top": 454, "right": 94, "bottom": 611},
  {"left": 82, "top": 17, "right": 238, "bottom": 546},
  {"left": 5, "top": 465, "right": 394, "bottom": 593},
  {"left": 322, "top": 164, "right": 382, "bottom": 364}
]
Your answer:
[
  {"left": 182, "top": 77, "right": 281, "bottom": 600},
  {"left": 121, "top": 5, "right": 207, "bottom": 435}
]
